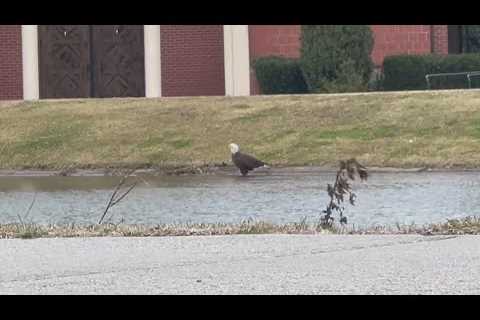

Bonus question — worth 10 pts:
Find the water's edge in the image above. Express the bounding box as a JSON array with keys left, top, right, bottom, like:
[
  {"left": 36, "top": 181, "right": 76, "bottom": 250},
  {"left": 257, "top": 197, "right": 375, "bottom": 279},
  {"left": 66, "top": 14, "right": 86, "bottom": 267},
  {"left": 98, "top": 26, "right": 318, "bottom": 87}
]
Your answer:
[{"left": 0, "top": 166, "right": 472, "bottom": 177}]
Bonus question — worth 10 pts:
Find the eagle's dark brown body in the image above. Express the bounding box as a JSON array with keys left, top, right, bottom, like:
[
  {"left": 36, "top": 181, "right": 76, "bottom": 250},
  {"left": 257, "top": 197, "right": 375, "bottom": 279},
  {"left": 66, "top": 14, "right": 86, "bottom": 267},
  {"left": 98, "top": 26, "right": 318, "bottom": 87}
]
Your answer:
[{"left": 232, "top": 151, "right": 266, "bottom": 176}]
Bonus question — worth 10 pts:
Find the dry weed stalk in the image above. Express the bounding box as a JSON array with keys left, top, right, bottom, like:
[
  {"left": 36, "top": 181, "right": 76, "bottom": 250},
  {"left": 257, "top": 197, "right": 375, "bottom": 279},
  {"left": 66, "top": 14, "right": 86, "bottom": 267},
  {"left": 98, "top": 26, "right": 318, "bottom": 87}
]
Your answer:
[{"left": 321, "top": 159, "right": 368, "bottom": 228}]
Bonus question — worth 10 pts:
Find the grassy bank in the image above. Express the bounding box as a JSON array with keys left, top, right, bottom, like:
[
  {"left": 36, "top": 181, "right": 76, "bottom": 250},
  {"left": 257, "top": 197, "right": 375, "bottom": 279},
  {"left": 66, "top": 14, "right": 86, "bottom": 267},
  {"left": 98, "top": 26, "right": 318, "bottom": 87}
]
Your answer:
[
  {"left": 2, "top": 217, "right": 479, "bottom": 239},
  {"left": 2, "top": 90, "right": 480, "bottom": 170}
]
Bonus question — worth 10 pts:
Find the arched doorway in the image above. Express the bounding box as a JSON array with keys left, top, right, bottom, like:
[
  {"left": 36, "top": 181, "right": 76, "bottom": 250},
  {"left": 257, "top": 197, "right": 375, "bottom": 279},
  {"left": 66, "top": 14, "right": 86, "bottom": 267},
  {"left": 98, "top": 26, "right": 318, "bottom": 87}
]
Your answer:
[{"left": 38, "top": 25, "right": 145, "bottom": 99}]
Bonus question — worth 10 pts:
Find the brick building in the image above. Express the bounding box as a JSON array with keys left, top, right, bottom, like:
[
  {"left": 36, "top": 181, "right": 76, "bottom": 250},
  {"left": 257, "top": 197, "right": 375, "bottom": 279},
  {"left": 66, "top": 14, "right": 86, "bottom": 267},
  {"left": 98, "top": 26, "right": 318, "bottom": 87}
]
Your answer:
[{"left": 0, "top": 25, "right": 458, "bottom": 100}]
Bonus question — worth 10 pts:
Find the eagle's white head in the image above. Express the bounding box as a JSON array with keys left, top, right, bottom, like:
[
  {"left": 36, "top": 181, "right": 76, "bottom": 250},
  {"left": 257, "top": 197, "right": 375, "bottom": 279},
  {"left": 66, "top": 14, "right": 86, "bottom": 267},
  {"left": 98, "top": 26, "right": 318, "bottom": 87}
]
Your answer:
[{"left": 229, "top": 143, "right": 239, "bottom": 154}]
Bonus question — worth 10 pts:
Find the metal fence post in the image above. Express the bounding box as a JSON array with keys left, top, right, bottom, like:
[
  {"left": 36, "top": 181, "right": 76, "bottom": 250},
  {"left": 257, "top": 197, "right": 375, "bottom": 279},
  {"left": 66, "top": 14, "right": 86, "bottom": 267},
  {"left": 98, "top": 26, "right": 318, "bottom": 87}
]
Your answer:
[{"left": 425, "top": 75, "right": 431, "bottom": 90}]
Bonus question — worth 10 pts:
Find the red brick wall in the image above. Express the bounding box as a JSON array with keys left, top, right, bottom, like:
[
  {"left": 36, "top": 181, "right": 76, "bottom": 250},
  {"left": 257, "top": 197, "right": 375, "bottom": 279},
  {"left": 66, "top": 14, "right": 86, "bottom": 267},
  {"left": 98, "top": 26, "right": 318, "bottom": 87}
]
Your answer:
[
  {"left": 371, "top": 25, "right": 432, "bottom": 67},
  {"left": 431, "top": 25, "right": 449, "bottom": 54},
  {"left": 160, "top": 25, "right": 225, "bottom": 97},
  {"left": 249, "top": 25, "right": 301, "bottom": 58},
  {"left": 0, "top": 25, "right": 22, "bottom": 100}
]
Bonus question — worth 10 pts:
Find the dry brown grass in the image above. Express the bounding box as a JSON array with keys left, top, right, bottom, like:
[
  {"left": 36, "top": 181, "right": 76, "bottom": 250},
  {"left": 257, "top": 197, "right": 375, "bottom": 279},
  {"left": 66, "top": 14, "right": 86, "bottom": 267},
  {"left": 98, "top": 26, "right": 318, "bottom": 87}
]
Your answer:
[
  {"left": 2, "top": 216, "right": 478, "bottom": 239},
  {"left": 2, "top": 90, "right": 480, "bottom": 170},
  {"left": 0, "top": 220, "right": 332, "bottom": 239}
]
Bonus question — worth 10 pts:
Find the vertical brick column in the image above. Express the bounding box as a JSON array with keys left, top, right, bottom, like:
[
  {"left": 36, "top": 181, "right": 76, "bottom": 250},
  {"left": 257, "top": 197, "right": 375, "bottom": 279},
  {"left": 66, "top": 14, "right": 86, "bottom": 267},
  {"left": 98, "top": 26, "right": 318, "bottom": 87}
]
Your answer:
[
  {"left": 0, "top": 25, "right": 23, "bottom": 100},
  {"left": 431, "top": 25, "right": 449, "bottom": 54},
  {"left": 224, "top": 25, "right": 250, "bottom": 96},
  {"left": 144, "top": 25, "right": 162, "bottom": 98},
  {"left": 21, "top": 25, "right": 39, "bottom": 100}
]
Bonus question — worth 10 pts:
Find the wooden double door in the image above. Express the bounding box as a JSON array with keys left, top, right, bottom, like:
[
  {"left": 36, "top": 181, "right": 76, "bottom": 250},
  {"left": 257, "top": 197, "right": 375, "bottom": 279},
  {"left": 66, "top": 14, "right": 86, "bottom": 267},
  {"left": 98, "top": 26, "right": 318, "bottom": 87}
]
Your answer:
[{"left": 39, "top": 25, "right": 145, "bottom": 99}]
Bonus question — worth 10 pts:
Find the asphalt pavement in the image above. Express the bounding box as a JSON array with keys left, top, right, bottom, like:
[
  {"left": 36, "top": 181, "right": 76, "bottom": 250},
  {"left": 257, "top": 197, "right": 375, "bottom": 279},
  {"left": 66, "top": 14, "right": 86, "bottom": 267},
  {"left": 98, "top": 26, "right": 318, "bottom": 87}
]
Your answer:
[{"left": 1, "top": 234, "right": 479, "bottom": 294}]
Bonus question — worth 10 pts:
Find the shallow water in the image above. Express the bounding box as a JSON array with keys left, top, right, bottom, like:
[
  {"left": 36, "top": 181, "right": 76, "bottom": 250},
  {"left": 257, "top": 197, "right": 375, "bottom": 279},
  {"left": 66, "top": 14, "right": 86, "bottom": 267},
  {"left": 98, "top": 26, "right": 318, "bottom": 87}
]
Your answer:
[{"left": 0, "top": 169, "right": 479, "bottom": 227}]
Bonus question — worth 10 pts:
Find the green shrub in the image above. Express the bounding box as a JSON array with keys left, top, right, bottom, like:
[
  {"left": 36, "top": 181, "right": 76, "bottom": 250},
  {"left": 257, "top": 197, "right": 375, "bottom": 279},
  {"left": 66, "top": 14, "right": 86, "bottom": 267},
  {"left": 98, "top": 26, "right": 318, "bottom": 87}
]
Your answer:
[
  {"left": 382, "top": 53, "right": 480, "bottom": 91},
  {"left": 382, "top": 55, "right": 434, "bottom": 90},
  {"left": 299, "top": 25, "right": 374, "bottom": 93},
  {"left": 252, "top": 56, "right": 308, "bottom": 94}
]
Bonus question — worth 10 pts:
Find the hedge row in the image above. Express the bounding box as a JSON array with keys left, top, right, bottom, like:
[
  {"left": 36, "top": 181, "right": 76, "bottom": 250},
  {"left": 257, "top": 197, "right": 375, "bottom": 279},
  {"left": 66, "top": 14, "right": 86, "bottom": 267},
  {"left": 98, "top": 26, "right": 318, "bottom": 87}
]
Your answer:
[
  {"left": 382, "top": 54, "right": 480, "bottom": 91},
  {"left": 252, "top": 56, "right": 308, "bottom": 94},
  {"left": 253, "top": 53, "right": 480, "bottom": 94}
]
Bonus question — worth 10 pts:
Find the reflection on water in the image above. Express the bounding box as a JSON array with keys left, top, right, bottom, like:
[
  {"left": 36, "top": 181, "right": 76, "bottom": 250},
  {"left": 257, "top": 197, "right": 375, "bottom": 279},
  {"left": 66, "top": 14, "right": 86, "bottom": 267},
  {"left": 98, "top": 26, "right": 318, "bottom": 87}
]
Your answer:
[{"left": 0, "top": 170, "right": 479, "bottom": 227}]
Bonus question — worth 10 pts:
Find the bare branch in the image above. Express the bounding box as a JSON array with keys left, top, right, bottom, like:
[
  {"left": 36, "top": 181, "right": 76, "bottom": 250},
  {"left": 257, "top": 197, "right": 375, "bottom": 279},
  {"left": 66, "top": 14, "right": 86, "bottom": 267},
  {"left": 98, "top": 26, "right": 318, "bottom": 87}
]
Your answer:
[
  {"left": 98, "top": 170, "right": 138, "bottom": 225},
  {"left": 110, "top": 182, "right": 138, "bottom": 207},
  {"left": 98, "top": 180, "right": 124, "bottom": 224},
  {"left": 23, "top": 193, "right": 37, "bottom": 221},
  {"left": 17, "top": 193, "right": 37, "bottom": 226}
]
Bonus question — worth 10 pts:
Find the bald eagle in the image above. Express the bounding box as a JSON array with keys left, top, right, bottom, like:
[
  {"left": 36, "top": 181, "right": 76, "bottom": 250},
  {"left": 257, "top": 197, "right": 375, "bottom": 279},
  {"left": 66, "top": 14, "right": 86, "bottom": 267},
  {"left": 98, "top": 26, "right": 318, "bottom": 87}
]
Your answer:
[{"left": 229, "top": 143, "right": 269, "bottom": 176}]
